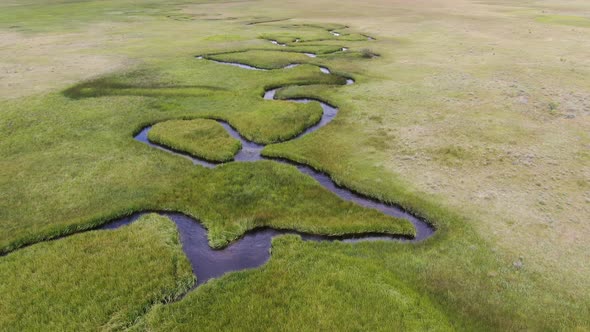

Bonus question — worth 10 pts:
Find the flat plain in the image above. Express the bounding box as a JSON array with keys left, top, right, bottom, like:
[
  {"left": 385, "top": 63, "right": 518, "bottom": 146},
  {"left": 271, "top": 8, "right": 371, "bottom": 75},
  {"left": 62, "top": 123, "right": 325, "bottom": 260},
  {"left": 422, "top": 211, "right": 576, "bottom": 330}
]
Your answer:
[{"left": 0, "top": 0, "right": 589, "bottom": 330}]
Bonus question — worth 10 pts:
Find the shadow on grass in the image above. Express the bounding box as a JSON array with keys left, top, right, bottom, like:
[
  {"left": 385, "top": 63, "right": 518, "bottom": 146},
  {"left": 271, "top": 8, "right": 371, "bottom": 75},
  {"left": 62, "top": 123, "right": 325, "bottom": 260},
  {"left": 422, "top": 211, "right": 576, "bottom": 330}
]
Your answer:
[{"left": 63, "top": 76, "right": 226, "bottom": 99}]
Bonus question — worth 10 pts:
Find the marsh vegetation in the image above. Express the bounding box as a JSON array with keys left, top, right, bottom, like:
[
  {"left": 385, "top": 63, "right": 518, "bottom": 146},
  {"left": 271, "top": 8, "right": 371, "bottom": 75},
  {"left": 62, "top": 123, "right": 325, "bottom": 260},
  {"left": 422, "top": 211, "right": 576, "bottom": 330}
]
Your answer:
[
  {"left": 148, "top": 119, "right": 242, "bottom": 162},
  {"left": 1, "top": 0, "right": 589, "bottom": 330}
]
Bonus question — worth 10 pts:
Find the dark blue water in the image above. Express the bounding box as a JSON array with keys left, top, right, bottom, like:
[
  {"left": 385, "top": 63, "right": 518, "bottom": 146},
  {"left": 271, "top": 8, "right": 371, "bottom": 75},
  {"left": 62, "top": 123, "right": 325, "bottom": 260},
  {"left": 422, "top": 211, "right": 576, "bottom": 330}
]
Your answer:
[{"left": 101, "top": 212, "right": 413, "bottom": 285}]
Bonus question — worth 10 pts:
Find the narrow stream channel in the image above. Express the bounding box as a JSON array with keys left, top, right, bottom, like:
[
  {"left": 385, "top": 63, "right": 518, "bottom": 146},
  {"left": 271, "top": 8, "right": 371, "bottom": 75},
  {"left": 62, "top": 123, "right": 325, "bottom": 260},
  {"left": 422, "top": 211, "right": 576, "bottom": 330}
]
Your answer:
[{"left": 116, "top": 51, "right": 435, "bottom": 286}]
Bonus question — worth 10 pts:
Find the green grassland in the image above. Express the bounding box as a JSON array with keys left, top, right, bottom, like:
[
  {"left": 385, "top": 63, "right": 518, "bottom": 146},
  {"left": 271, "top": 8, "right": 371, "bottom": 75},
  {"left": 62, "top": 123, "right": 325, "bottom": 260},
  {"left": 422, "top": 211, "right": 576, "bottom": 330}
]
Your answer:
[
  {"left": 535, "top": 14, "right": 590, "bottom": 27},
  {"left": 0, "top": 58, "right": 414, "bottom": 252},
  {"left": 135, "top": 235, "right": 454, "bottom": 331},
  {"left": 260, "top": 30, "right": 368, "bottom": 44},
  {"left": 1, "top": 0, "right": 589, "bottom": 330},
  {"left": 148, "top": 119, "right": 242, "bottom": 162},
  {"left": 207, "top": 50, "right": 315, "bottom": 69},
  {"left": 0, "top": 214, "right": 194, "bottom": 331}
]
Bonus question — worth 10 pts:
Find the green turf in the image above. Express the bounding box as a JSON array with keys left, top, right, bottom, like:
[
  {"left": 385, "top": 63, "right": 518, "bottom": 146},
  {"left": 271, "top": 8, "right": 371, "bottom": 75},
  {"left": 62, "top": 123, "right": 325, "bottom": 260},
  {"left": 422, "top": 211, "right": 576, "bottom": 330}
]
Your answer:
[
  {"left": 135, "top": 235, "right": 454, "bottom": 331},
  {"left": 260, "top": 28, "right": 369, "bottom": 44},
  {"left": 259, "top": 30, "right": 335, "bottom": 44},
  {"left": 0, "top": 214, "right": 194, "bottom": 331},
  {"left": 285, "top": 44, "right": 346, "bottom": 54},
  {"left": 62, "top": 64, "right": 343, "bottom": 144},
  {"left": 0, "top": 59, "right": 414, "bottom": 251},
  {"left": 207, "top": 50, "right": 314, "bottom": 69},
  {"left": 170, "top": 161, "right": 415, "bottom": 248},
  {"left": 1, "top": 0, "right": 590, "bottom": 330},
  {"left": 0, "top": 0, "right": 194, "bottom": 32},
  {"left": 148, "top": 119, "right": 242, "bottom": 162},
  {"left": 0, "top": 85, "right": 413, "bottom": 251},
  {"left": 535, "top": 15, "right": 590, "bottom": 28}
]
